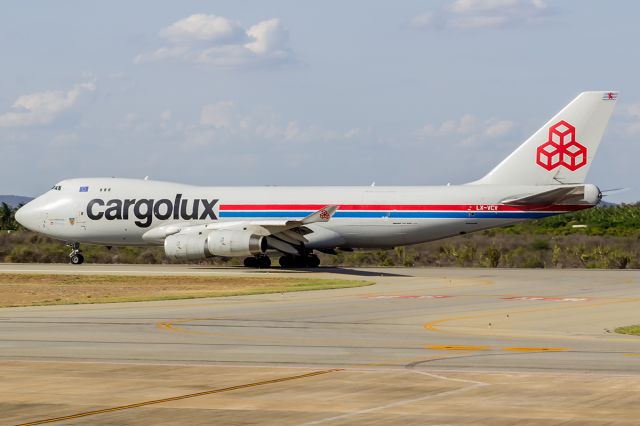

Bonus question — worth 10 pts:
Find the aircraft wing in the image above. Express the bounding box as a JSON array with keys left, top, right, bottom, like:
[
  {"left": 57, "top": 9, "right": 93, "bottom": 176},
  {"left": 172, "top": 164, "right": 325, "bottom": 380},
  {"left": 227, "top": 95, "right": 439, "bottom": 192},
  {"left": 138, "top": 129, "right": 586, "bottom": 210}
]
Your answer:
[
  {"left": 142, "top": 205, "right": 339, "bottom": 253},
  {"left": 204, "top": 205, "right": 339, "bottom": 254},
  {"left": 501, "top": 185, "right": 592, "bottom": 206},
  {"left": 205, "top": 205, "right": 338, "bottom": 236}
]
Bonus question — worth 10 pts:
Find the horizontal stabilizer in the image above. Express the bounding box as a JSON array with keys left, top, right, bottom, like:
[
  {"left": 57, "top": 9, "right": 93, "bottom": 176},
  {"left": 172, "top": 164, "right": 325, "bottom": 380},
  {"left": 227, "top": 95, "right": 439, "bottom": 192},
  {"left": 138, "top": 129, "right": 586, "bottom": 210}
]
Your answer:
[
  {"left": 501, "top": 185, "right": 599, "bottom": 206},
  {"left": 601, "top": 187, "right": 630, "bottom": 197}
]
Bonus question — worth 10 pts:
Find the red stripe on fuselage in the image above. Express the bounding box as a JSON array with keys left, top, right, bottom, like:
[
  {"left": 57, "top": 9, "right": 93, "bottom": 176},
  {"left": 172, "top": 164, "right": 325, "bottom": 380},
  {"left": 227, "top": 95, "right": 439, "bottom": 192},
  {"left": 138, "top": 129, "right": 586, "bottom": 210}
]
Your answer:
[{"left": 219, "top": 204, "right": 591, "bottom": 212}]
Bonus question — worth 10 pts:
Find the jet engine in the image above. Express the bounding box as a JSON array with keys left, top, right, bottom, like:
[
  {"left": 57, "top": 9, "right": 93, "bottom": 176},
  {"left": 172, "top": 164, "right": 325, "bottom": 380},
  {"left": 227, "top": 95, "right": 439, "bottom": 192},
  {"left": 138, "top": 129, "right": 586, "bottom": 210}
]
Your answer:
[{"left": 164, "top": 229, "right": 267, "bottom": 261}]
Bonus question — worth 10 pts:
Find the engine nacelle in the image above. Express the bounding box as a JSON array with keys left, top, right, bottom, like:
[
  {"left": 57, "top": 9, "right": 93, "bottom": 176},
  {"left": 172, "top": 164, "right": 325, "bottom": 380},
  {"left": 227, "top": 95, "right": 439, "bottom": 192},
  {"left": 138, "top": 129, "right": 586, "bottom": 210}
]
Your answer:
[
  {"left": 164, "top": 229, "right": 266, "bottom": 261},
  {"left": 206, "top": 229, "right": 267, "bottom": 257}
]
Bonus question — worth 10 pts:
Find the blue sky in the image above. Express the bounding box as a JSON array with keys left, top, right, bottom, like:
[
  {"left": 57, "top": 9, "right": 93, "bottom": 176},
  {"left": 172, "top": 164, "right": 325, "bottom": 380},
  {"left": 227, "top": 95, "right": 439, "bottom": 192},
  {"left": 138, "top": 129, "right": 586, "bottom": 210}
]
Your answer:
[{"left": 1, "top": 0, "right": 638, "bottom": 202}]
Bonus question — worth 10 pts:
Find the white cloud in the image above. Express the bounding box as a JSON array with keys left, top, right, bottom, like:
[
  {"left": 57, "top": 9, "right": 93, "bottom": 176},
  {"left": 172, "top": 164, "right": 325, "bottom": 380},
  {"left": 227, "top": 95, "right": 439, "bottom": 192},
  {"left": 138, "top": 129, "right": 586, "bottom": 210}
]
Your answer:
[
  {"left": 417, "top": 114, "right": 514, "bottom": 144},
  {"left": 186, "top": 100, "right": 371, "bottom": 147},
  {"left": 411, "top": 0, "right": 549, "bottom": 30},
  {"left": 451, "top": 0, "right": 521, "bottom": 14},
  {"left": 135, "top": 14, "right": 294, "bottom": 68},
  {"left": 419, "top": 114, "right": 479, "bottom": 136},
  {"left": 200, "top": 101, "right": 236, "bottom": 128},
  {"left": 0, "top": 81, "right": 95, "bottom": 128},
  {"left": 451, "top": 15, "right": 510, "bottom": 29},
  {"left": 484, "top": 120, "right": 515, "bottom": 137},
  {"left": 160, "top": 14, "right": 246, "bottom": 44},
  {"left": 245, "top": 19, "right": 290, "bottom": 58}
]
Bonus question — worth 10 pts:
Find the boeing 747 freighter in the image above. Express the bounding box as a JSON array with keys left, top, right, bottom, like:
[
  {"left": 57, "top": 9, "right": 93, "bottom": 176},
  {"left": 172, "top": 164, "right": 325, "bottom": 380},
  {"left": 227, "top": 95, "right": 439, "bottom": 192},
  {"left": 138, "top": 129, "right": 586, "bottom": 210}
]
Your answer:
[{"left": 16, "top": 91, "right": 617, "bottom": 267}]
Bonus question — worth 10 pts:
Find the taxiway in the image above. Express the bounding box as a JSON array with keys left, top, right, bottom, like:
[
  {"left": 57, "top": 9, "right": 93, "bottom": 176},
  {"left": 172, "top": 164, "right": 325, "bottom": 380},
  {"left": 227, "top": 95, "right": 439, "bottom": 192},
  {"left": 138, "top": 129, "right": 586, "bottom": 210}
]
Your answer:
[{"left": 1, "top": 265, "right": 639, "bottom": 425}]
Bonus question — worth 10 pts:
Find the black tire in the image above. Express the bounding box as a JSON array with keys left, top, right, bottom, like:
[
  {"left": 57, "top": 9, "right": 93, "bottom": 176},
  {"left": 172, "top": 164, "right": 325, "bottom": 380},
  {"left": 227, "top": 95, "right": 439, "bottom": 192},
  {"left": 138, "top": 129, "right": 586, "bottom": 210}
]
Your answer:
[
  {"left": 243, "top": 257, "right": 257, "bottom": 268},
  {"left": 306, "top": 255, "right": 320, "bottom": 268},
  {"left": 279, "top": 255, "right": 293, "bottom": 268},
  {"left": 258, "top": 256, "right": 271, "bottom": 268},
  {"left": 70, "top": 254, "right": 84, "bottom": 265}
]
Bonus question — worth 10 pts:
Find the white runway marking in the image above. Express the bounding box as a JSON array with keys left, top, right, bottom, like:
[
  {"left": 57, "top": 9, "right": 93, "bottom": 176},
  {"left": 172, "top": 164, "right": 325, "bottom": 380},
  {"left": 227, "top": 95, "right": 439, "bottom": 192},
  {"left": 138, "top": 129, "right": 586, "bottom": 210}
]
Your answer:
[{"left": 298, "top": 370, "right": 489, "bottom": 425}]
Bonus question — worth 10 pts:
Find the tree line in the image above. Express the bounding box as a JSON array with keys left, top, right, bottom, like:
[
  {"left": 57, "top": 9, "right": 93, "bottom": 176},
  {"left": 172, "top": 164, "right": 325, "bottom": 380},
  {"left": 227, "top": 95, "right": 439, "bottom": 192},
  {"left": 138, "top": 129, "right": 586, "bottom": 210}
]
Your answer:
[{"left": 0, "top": 203, "right": 22, "bottom": 231}]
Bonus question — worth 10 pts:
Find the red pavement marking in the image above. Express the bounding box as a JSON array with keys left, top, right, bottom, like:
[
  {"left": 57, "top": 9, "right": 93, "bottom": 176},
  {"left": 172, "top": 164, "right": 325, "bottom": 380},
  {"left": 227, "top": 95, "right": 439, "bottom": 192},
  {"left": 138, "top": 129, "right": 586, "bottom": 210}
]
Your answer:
[
  {"left": 365, "top": 295, "right": 452, "bottom": 300},
  {"left": 501, "top": 296, "right": 590, "bottom": 302}
]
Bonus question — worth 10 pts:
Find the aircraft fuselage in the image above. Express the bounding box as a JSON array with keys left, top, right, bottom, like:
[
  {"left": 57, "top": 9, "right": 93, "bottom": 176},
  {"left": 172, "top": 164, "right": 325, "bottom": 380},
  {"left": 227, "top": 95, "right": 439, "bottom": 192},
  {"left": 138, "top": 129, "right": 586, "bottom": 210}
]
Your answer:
[{"left": 18, "top": 177, "right": 594, "bottom": 250}]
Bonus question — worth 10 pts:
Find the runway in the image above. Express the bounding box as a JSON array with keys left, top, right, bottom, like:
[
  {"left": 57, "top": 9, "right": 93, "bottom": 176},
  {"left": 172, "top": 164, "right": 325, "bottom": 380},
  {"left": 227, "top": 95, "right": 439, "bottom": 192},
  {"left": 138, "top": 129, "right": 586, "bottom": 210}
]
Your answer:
[{"left": 1, "top": 264, "right": 640, "bottom": 425}]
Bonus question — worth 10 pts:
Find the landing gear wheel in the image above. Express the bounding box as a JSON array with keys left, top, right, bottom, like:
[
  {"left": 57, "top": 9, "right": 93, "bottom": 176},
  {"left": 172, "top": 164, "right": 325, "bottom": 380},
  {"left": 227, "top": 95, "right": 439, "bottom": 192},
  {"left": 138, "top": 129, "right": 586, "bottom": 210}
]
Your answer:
[
  {"left": 257, "top": 256, "right": 271, "bottom": 268},
  {"left": 68, "top": 242, "right": 84, "bottom": 265},
  {"left": 279, "top": 255, "right": 294, "bottom": 268},
  {"left": 243, "top": 257, "right": 258, "bottom": 268},
  {"left": 244, "top": 256, "right": 271, "bottom": 268},
  {"left": 279, "top": 254, "right": 320, "bottom": 268},
  {"left": 306, "top": 254, "right": 320, "bottom": 268}
]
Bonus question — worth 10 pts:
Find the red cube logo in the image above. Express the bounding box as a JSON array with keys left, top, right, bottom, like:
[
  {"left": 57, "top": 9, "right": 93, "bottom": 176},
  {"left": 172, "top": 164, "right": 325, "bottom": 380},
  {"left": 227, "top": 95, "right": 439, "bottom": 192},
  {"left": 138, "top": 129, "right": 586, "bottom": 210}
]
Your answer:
[
  {"left": 536, "top": 141, "right": 562, "bottom": 170},
  {"left": 563, "top": 141, "right": 587, "bottom": 171},
  {"left": 536, "top": 120, "right": 587, "bottom": 171}
]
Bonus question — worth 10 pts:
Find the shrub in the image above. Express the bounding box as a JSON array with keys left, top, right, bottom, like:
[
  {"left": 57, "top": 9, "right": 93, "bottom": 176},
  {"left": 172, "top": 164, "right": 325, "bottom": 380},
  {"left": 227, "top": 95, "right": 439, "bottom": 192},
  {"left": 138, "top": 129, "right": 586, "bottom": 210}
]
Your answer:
[
  {"left": 530, "top": 239, "right": 550, "bottom": 250},
  {"left": 521, "top": 257, "right": 545, "bottom": 268},
  {"left": 482, "top": 246, "right": 501, "bottom": 268}
]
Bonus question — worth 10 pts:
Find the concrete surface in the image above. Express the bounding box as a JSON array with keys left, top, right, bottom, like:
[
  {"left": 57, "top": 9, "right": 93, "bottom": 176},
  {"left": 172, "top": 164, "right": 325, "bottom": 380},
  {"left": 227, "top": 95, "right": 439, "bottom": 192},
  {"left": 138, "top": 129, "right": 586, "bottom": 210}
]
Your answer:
[{"left": 1, "top": 264, "right": 639, "bottom": 425}]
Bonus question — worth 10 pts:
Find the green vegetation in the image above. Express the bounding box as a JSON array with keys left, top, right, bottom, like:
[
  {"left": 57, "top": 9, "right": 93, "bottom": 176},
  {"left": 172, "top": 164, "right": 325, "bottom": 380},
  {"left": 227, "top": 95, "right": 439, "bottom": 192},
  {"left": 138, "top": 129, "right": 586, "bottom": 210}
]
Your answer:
[
  {"left": 0, "top": 202, "right": 20, "bottom": 231},
  {"left": 2, "top": 204, "right": 639, "bottom": 268},
  {"left": 326, "top": 204, "right": 640, "bottom": 269},
  {"left": 495, "top": 204, "right": 640, "bottom": 237},
  {"left": 615, "top": 325, "right": 640, "bottom": 336}
]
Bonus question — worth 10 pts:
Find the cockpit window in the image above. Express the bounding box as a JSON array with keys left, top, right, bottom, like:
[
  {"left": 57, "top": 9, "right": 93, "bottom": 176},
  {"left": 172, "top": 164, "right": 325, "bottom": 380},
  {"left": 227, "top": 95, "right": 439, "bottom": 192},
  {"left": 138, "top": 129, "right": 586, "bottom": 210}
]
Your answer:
[{"left": 51, "top": 185, "right": 62, "bottom": 191}]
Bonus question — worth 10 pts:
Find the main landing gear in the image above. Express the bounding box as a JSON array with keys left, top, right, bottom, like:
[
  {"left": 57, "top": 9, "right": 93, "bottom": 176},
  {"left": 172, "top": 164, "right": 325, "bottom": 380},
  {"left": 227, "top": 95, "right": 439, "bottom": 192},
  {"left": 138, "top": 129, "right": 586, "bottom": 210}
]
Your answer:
[
  {"left": 242, "top": 253, "right": 321, "bottom": 269},
  {"left": 68, "top": 242, "right": 85, "bottom": 265},
  {"left": 278, "top": 254, "right": 320, "bottom": 268},
  {"left": 243, "top": 255, "right": 271, "bottom": 268}
]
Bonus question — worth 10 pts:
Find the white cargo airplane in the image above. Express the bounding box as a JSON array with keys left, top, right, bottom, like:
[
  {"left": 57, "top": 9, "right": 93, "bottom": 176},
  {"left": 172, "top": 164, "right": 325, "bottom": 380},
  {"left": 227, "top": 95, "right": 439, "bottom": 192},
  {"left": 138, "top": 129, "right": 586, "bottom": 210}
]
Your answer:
[{"left": 16, "top": 91, "right": 617, "bottom": 267}]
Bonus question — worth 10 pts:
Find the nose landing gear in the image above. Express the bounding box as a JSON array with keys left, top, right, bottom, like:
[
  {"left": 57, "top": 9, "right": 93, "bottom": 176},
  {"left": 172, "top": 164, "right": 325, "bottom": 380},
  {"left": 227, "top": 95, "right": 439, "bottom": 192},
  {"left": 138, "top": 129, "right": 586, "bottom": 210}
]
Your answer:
[{"left": 68, "top": 242, "right": 85, "bottom": 265}]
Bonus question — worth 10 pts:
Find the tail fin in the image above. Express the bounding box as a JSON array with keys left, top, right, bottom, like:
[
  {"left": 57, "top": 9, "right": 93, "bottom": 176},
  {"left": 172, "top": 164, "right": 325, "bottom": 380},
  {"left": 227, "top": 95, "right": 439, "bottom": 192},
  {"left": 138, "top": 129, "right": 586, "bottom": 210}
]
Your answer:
[{"left": 473, "top": 91, "right": 617, "bottom": 185}]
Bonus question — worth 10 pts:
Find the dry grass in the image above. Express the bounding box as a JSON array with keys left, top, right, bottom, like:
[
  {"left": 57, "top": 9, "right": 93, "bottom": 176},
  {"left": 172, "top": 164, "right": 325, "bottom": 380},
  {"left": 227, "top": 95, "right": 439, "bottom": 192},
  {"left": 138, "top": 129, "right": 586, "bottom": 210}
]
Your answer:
[{"left": 0, "top": 274, "right": 371, "bottom": 308}]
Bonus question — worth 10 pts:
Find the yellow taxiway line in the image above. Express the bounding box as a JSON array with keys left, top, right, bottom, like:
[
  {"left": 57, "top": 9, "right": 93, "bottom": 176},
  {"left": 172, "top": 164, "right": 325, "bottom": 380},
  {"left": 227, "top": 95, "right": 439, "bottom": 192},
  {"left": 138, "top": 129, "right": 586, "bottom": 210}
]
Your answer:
[
  {"left": 426, "top": 344, "right": 567, "bottom": 352},
  {"left": 17, "top": 369, "right": 342, "bottom": 426}
]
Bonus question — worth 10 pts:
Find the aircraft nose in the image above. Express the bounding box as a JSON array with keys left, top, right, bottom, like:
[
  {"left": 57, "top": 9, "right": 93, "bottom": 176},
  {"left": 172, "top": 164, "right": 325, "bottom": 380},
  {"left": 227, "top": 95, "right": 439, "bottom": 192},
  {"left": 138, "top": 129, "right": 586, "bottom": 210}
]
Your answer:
[{"left": 15, "top": 203, "right": 37, "bottom": 231}]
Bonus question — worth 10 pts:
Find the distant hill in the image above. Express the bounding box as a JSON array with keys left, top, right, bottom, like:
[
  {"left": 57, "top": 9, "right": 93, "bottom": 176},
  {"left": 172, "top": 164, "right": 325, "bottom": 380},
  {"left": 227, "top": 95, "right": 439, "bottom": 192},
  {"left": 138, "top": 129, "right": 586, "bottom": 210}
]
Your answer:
[{"left": 0, "top": 195, "right": 33, "bottom": 208}]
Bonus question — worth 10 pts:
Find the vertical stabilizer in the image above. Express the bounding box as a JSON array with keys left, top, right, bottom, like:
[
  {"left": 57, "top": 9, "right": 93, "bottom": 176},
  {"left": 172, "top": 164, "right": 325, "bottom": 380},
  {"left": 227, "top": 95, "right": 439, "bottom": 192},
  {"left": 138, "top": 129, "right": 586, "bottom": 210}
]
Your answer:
[{"left": 473, "top": 91, "right": 617, "bottom": 185}]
